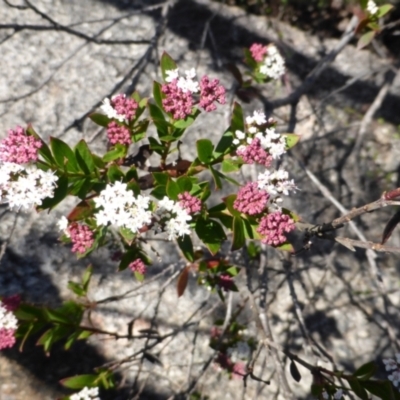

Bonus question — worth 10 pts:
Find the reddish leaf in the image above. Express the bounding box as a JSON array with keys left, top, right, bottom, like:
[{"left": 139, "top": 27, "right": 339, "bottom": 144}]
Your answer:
[
  {"left": 385, "top": 188, "right": 400, "bottom": 200},
  {"left": 381, "top": 210, "right": 400, "bottom": 244},
  {"left": 177, "top": 267, "right": 189, "bottom": 297},
  {"left": 67, "top": 200, "right": 93, "bottom": 221}
]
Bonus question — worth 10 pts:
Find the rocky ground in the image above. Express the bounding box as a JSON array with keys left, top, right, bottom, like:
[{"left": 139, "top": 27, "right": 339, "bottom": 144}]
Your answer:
[{"left": 1, "top": 0, "right": 400, "bottom": 399}]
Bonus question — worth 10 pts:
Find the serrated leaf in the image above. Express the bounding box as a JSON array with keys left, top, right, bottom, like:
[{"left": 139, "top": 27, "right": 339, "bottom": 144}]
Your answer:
[
  {"left": 289, "top": 360, "right": 301, "bottom": 382},
  {"left": 357, "top": 31, "right": 375, "bottom": 50},
  {"left": 177, "top": 234, "right": 194, "bottom": 262},
  {"left": 381, "top": 209, "right": 400, "bottom": 244},
  {"left": 177, "top": 266, "right": 189, "bottom": 297},
  {"left": 197, "top": 139, "right": 214, "bottom": 164}
]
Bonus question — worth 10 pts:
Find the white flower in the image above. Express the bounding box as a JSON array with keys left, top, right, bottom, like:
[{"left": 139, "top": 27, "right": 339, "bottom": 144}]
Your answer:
[
  {"left": 165, "top": 69, "right": 180, "bottom": 83},
  {"left": 235, "top": 130, "right": 246, "bottom": 140},
  {"left": 259, "top": 44, "right": 285, "bottom": 80},
  {"left": 94, "top": 183, "right": 152, "bottom": 234},
  {"left": 383, "top": 358, "right": 398, "bottom": 371},
  {"left": 100, "top": 98, "right": 125, "bottom": 123},
  {"left": 0, "top": 302, "right": 18, "bottom": 330},
  {"left": 57, "top": 216, "right": 70, "bottom": 237},
  {"left": 70, "top": 386, "right": 100, "bottom": 400},
  {"left": 177, "top": 69, "right": 199, "bottom": 93},
  {"left": 0, "top": 163, "right": 58, "bottom": 211},
  {"left": 257, "top": 169, "right": 297, "bottom": 196},
  {"left": 367, "top": 0, "right": 378, "bottom": 15},
  {"left": 389, "top": 370, "right": 400, "bottom": 387},
  {"left": 245, "top": 110, "right": 267, "bottom": 126}
]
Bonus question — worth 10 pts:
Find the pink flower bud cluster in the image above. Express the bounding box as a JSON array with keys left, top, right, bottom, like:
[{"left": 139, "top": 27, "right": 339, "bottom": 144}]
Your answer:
[
  {"left": 106, "top": 121, "right": 131, "bottom": 146},
  {"left": 257, "top": 211, "right": 295, "bottom": 246},
  {"left": 178, "top": 192, "right": 202, "bottom": 214},
  {"left": 236, "top": 137, "right": 273, "bottom": 167},
  {"left": 214, "top": 352, "right": 246, "bottom": 380},
  {"left": 110, "top": 94, "right": 138, "bottom": 121},
  {"left": 68, "top": 223, "right": 95, "bottom": 254},
  {"left": 233, "top": 111, "right": 287, "bottom": 165},
  {"left": 249, "top": 43, "right": 268, "bottom": 62},
  {"left": 0, "top": 126, "right": 42, "bottom": 164},
  {"left": 128, "top": 258, "right": 146, "bottom": 275},
  {"left": 233, "top": 182, "right": 269, "bottom": 216},
  {"left": 161, "top": 69, "right": 226, "bottom": 120},
  {"left": 0, "top": 297, "right": 19, "bottom": 350}
]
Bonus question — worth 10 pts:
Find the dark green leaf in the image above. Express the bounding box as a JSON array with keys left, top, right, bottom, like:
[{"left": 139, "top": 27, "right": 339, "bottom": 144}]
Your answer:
[
  {"left": 348, "top": 377, "right": 369, "bottom": 400},
  {"left": 166, "top": 179, "right": 180, "bottom": 200},
  {"left": 361, "top": 379, "right": 398, "bottom": 400},
  {"left": 230, "top": 102, "right": 245, "bottom": 132},
  {"left": 107, "top": 164, "right": 125, "bottom": 183},
  {"left": 82, "top": 265, "right": 93, "bottom": 291},
  {"left": 50, "top": 137, "right": 79, "bottom": 172},
  {"left": 148, "top": 137, "right": 165, "bottom": 155},
  {"left": 197, "top": 139, "right": 214, "bottom": 164},
  {"left": 75, "top": 140, "right": 95, "bottom": 173},
  {"left": 69, "top": 177, "right": 92, "bottom": 199},
  {"left": 26, "top": 125, "right": 54, "bottom": 164},
  {"left": 177, "top": 234, "right": 194, "bottom": 262},
  {"left": 153, "top": 172, "right": 169, "bottom": 185},
  {"left": 232, "top": 216, "right": 245, "bottom": 251},
  {"left": 151, "top": 185, "right": 167, "bottom": 200},
  {"left": 153, "top": 81, "right": 164, "bottom": 109},
  {"left": 354, "top": 361, "right": 377, "bottom": 380},
  {"left": 195, "top": 218, "right": 226, "bottom": 255},
  {"left": 37, "top": 175, "right": 68, "bottom": 211},
  {"left": 289, "top": 360, "right": 301, "bottom": 382},
  {"left": 68, "top": 281, "right": 85, "bottom": 297},
  {"left": 177, "top": 176, "right": 193, "bottom": 193},
  {"left": 209, "top": 166, "right": 222, "bottom": 190}
]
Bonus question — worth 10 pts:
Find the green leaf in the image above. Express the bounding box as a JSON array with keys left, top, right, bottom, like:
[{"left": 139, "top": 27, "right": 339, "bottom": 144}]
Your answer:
[
  {"left": 37, "top": 175, "right": 68, "bottom": 211},
  {"left": 148, "top": 103, "right": 170, "bottom": 139},
  {"left": 361, "top": 379, "right": 399, "bottom": 400},
  {"left": 153, "top": 172, "right": 169, "bottom": 185},
  {"left": 195, "top": 218, "right": 227, "bottom": 255},
  {"left": 173, "top": 108, "right": 201, "bottom": 129},
  {"left": 377, "top": 4, "right": 393, "bottom": 18},
  {"left": 107, "top": 164, "right": 125, "bottom": 183},
  {"left": 289, "top": 360, "right": 301, "bottom": 382},
  {"left": 357, "top": 31, "right": 375, "bottom": 50},
  {"left": 160, "top": 52, "right": 178, "bottom": 81},
  {"left": 177, "top": 234, "right": 194, "bottom": 262},
  {"left": 68, "top": 281, "right": 85, "bottom": 297},
  {"left": 82, "top": 265, "right": 93, "bottom": 291},
  {"left": 276, "top": 242, "right": 294, "bottom": 252},
  {"left": 348, "top": 377, "right": 369, "bottom": 400},
  {"left": 166, "top": 179, "right": 180, "bottom": 200},
  {"left": 282, "top": 133, "right": 300, "bottom": 150},
  {"left": 177, "top": 176, "right": 193, "bottom": 193},
  {"left": 354, "top": 361, "right": 377, "bottom": 380},
  {"left": 153, "top": 81, "right": 164, "bottom": 109},
  {"left": 89, "top": 113, "right": 110, "bottom": 127},
  {"left": 69, "top": 177, "right": 92, "bottom": 199},
  {"left": 44, "top": 308, "right": 73, "bottom": 324},
  {"left": 209, "top": 166, "right": 223, "bottom": 190},
  {"left": 230, "top": 102, "right": 245, "bottom": 132},
  {"left": 197, "top": 139, "right": 214, "bottom": 164},
  {"left": 102, "top": 143, "right": 126, "bottom": 162},
  {"left": 50, "top": 137, "right": 79, "bottom": 172},
  {"left": 151, "top": 185, "right": 167, "bottom": 200},
  {"left": 60, "top": 374, "right": 99, "bottom": 389},
  {"left": 232, "top": 216, "right": 245, "bottom": 251},
  {"left": 148, "top": 137, "right": 165, "bottom": 155},
  {"left": 14, "top": 304, "right": 45, "bottom": 321},
  {"left": 75, "top": 140, "right": 95, "bottom": 173},
  {"left": 223, "top": 194, "right": 242, "bottom": 218},
  {"left": 221, "top": 158, "right": 242, "bottom": 173},
  {"left": 26, "top": 125, "right": 54, "bottom": 164}
]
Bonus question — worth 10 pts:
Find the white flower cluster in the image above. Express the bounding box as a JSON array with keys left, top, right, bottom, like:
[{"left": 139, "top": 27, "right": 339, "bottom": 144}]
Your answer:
[
  {"left": 367, "top": 0, "right": 378, "bottom": 15},
  {"left": 70, "top": 386, "right": 100, "bottom": 400},
  {"left": 0, "top": 300, "right": 18, "bottom": 331},
  {"left": 322, "top": 388, "right": 344, "bottom": 399},
  {"left": 94, "top": 182, "right": 152, "bottom": 234},
  {"left": 258, "top": 169, "right": 297, "bottom": 197},
  {"left": 0, "top": 162, "right": 58, "bottom": 211},
  {"left": 165, "top": 68, "right": 200, "bottom": 93},
  {"left": 384, "top": 353, "right": 400, "bottom": 388},
  {"left": 233, "top": 111, "right": 287, "bottom": 159},
  {"left": 100, "top": 97, "right": 125, "bottom": 123},
  {"left": 153, "top": 196, "right": 192, "bottom": 240},
  {"left": 259, "top": 45, "right": 285, "bottom": 80}
]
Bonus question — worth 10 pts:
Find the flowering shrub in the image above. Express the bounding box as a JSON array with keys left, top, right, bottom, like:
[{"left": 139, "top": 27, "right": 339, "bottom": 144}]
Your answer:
[{"left": 0, "top": 18, "right": 399, "bottom": 397}]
